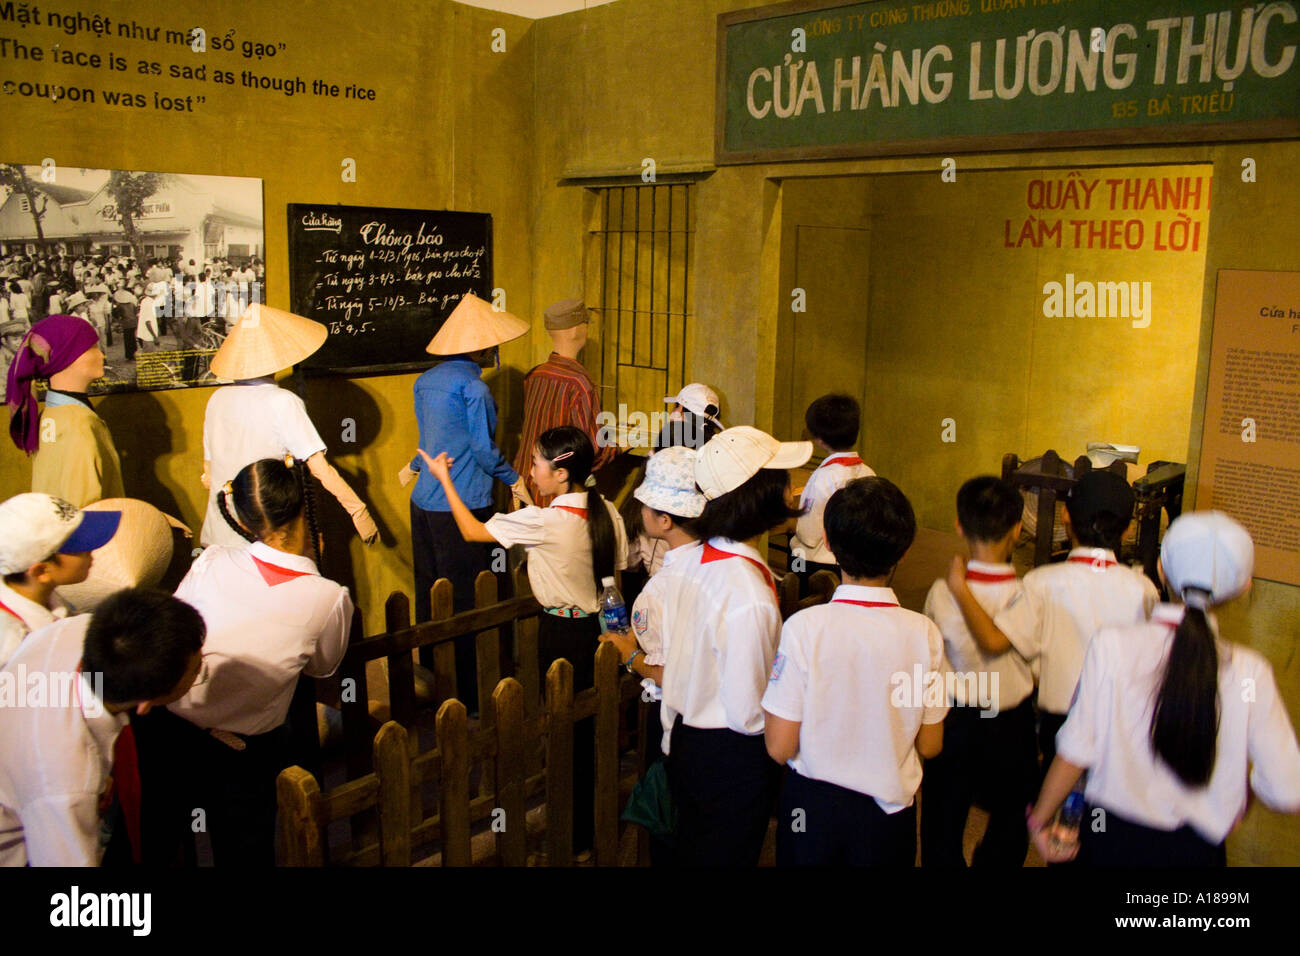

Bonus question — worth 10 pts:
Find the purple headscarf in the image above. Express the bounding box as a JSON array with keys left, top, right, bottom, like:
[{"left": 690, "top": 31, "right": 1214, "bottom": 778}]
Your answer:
[{"left": 6, "top": 314, "right": 100, "bottom": 455}]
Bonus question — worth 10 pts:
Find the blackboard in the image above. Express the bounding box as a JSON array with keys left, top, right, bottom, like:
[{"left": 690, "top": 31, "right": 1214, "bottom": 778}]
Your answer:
[
  {"left": 286, "top": 203, "right": 492, "bottom": 374},
  {"left": 717, "top": 0, "right": 1300, "bottom": 164}
]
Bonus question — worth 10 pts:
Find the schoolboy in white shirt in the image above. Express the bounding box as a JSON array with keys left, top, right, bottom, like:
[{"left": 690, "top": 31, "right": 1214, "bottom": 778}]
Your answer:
[
  {"left": 792, "top": 394, "right": 874, "bottom": 592},
  {"left": 921, "top": 476, "right": 1036, "bottom": 867},
  {"left": 0, "top": 589, "right": 204, "bottom": 866},
  {"left": 1031, "top": 512, "right": 1300, "bottom": 866},
  {"left": 658, "top": 426, "right": 810, "bottom": 866},
  {"left": 0, "top": 493, "right": 121, "bottom": 668},
  {"left": 945, "top": 470, "right": 1158, "bottom": 770},
  {"left": 764, "top": 476, "right": 946, "bottom": 866}
]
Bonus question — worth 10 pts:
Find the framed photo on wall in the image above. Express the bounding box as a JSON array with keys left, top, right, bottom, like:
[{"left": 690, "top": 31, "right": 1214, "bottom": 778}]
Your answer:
[{"left": 0, "top": 163, "right": 265, "bottom": 397}]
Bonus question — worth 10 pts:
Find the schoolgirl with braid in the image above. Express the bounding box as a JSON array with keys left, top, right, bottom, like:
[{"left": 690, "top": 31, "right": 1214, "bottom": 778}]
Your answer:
[
  {"left": 420, "top": 425, "right": 628, "bottom": 857},
  {"left": 1029, "top": 512, "right": 1300, "bottom": 865},
  {"left": 136, "top": 456, "right": 353, "bottom": 866}
]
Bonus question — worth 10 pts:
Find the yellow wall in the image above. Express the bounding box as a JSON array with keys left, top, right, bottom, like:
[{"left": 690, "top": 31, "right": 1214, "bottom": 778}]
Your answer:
[
  {"left": 531, "top": 0, "right": 1300, "bottom": 865},
  {"left": 776, "top": 164, "right": 1210, "bottom": 531},
  {"left": 1, "top": 0, "right": 539, "bottom": 630},
  {"left": 1, "top": 0, "right": 1296, "bottom": 863}
]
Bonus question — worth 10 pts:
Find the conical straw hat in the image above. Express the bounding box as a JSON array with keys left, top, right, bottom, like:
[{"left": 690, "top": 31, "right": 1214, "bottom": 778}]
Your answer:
[
  {"left": 426, "top": 293, "right": 528, "bottom": 355},
  {"left": 56, "top": 498, "right": 189, "bottom": 612},
  {"left": 209, "top": 304, "right": 328, "bottom": 380}
]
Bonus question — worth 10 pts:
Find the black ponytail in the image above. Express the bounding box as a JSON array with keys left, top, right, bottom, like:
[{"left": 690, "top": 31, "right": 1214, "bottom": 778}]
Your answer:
[
  {"left": 218, "top": 456, "right": 318, "bottom": 564},
  {"left": 537, "top": 426, "right": 615, "bottom": 593},
  {"left": 1150, "top": 593, "right": 1220, "bottom": 787}
]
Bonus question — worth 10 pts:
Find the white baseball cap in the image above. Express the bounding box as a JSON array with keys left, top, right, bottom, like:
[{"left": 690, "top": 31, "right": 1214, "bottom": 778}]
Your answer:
[
  {"left": 664, "top": 383, "right": 723, "bottom": 428},
  {"left": 1160, "top": 511, "right": 1254, "bottom": 606},
  {"left": 695, "top": 426, "right": 811, "bottom": 500},
  {"left": 0, "top": 493, "right": 122, "bottom": 575}
]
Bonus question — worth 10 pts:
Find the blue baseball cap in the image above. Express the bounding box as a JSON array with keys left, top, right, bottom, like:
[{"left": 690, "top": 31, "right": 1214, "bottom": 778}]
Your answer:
[{"left": 0, "top": 494, "right": 121, "bottom": 573}]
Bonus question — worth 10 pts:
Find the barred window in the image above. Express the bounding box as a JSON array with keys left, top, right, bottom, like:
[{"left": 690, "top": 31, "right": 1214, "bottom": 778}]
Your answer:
[{"left": 587, "top": 184, "right": 693, "bottom": 439}]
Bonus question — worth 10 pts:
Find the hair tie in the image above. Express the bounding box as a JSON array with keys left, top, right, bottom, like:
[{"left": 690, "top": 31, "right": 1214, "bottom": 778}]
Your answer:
[
  {"left": 222, "top": 481, "right": 234, "bottom": 496},
  {"left": 584, "top": 474, "right": 597, "bottom": 489},
  {"left": 284, "top": 453, "right": 295, "bottom": 469},
  {"left": 1182, "top": 587, "right": 1211, "bottom": 610}
]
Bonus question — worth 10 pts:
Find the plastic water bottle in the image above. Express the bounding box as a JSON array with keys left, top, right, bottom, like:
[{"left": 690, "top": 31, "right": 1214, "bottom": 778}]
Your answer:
[
  {"left": 598, "top": 576, "right": 629, "bottom": 633},
  {"left": 1049, "top": 779, "right": 1087, "bottom": 856}
]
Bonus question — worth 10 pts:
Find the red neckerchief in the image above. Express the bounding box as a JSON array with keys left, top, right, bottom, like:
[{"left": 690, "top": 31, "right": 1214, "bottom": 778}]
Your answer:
[
  {"left": 832, "top": 598, "right": 899, "bottom": 608},
  {"left": 251, "top": 554, "right": 314, "bottom": 587},
  {"left": 965, "top": 569, "right": 1017, "bottom": 583},
  {"left": 1068, "top": 554, "right": 1117, "bottom": 569},
  {"left": 0, "top": 600, "right": 23, "bottom": 623},
  {"left": 823, "top": 455, "right": 865, "bottom": 468},
  {"left": 553, "top": 505, "right": 588, "bottom": 520},
  {"left": 701, "top": 543, "right": 778, "bottom": 601}
]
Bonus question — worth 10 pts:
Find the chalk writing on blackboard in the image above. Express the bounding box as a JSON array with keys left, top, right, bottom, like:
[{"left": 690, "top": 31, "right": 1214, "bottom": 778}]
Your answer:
[{"left": 287, "top": 203, "right": 493, "bottom": 373}]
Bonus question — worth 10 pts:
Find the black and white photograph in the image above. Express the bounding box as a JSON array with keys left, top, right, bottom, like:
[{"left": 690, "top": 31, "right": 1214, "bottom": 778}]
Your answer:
[{"left": 0, "top": 165, "right": 265, "bottom": 397}]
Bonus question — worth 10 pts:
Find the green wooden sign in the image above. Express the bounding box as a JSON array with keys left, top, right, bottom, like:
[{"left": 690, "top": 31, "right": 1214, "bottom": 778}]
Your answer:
[{"left": 716, "top": 0, "right": 1300, "bottom": 163}]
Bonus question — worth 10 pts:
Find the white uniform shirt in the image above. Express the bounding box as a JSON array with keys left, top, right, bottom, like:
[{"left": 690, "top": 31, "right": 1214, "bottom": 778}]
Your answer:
[
  {"left": 485, "top": 492, "right": 628, "bottom": 613},
  {"left": 630, "top": 541, "right": 703, "bottom": 701},
  {"left": 762, "top": 584, "right": 948, "bottom": 811},
  {"left": 995, "top": 547, "right": 1158, "bottom": 713},
  {"left": 658, "top": 537, "right": 783, "bottom": 754},
  {"left": 200, "top": 382, "right": 328, "bottom": 548},
  {"left": 924, "top": 561, "right": 1034, "bottom": 712},
  {"left": 170, "top": 541, "right": 352, "bottom": 736},
  {"left": 0, "top": 615, "right": 126, "bottom": 866},
  {"left": 0, "top": 581, "right": 68, "bottom": 669},
  {"left": 793, "top": 451, "right": 875, "bottom": 566},
  {"left": 1058, "top": 604, "right": 1300, "bottom": 844}
]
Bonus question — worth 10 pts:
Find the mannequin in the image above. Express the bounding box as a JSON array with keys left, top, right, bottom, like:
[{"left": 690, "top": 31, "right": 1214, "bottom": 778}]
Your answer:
[
  {"left": 514, "top": 298, "right": 615, "bottom": 507},
  {"left": 199, "top": 304, "right": 377, "bottom": 549},
  {"left": 6, "top": 313, "right": 124, "bottom": 507}
]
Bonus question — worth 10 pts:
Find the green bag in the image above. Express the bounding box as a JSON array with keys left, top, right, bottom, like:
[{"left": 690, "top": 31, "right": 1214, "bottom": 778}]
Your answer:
[{"left": 621, "top": 759, "right": 677, "bottom": 842}]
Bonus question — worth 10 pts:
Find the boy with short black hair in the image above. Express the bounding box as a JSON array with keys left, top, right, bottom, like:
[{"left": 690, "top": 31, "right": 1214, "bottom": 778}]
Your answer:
[
  {"left": 0, "top": 588, "right": 205, "bottom": 866},
  {"left": 0, "top": 493, "right": 121, "bottom": 668},
  {"left": 921, "top": 476, "right": 1037, "bottom": 867},
  {"left": 946, "top": 470, "right": 1159, "bottom": 771},
  {"left": 792, "top": 394, "right": 874, "bottom": 591},
  {"left": 764, "top": 476, "right": 947, "bottom": 866}
]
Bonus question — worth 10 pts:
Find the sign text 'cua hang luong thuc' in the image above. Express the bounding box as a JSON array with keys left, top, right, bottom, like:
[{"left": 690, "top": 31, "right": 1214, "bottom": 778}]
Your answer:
[{"left": 716, "top": 0, "right": 1300, "bottom": 163}]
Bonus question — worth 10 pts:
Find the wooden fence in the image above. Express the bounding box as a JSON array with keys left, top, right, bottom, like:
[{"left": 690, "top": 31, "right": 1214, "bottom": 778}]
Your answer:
[{"left": 278, "top": 564, "right": 840, "bottom": 866}]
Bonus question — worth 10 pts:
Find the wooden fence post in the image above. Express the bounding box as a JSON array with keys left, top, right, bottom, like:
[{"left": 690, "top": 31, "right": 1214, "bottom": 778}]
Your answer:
[
  {"left": 384, "top": 592, "right": 417, "bottom": 729},
  {"left": 545, "top": 658, "right": 574, "bottom": 867},
  {"left": 277, "top": 766, "right": 323, "bottom": 867},
  {"left": 340, "top": 603, "right": 373, "bottom": 779},
  {"left": 383, "top": 591, "right": 424, "bottom": 832},
  {"left": 514, "top": 565, "right": 543, "bottom": 780},
  {"left": 475, "top": 571, "right": 501, "bottom": 799},
  {"left": 429, "top": 579, "right": 458, "bottom": 709},
  {"left": 593, "top": 641, "right": 620, "bottom": 866},
  {"left": 436, "top": 699, "right": 472, "bottom": 867},
  {"left": 374, "top": 721, "right": 412, "bottom": 867},
  {"left": 493, "top": 677, "right": 527, "bottom": 866}
]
